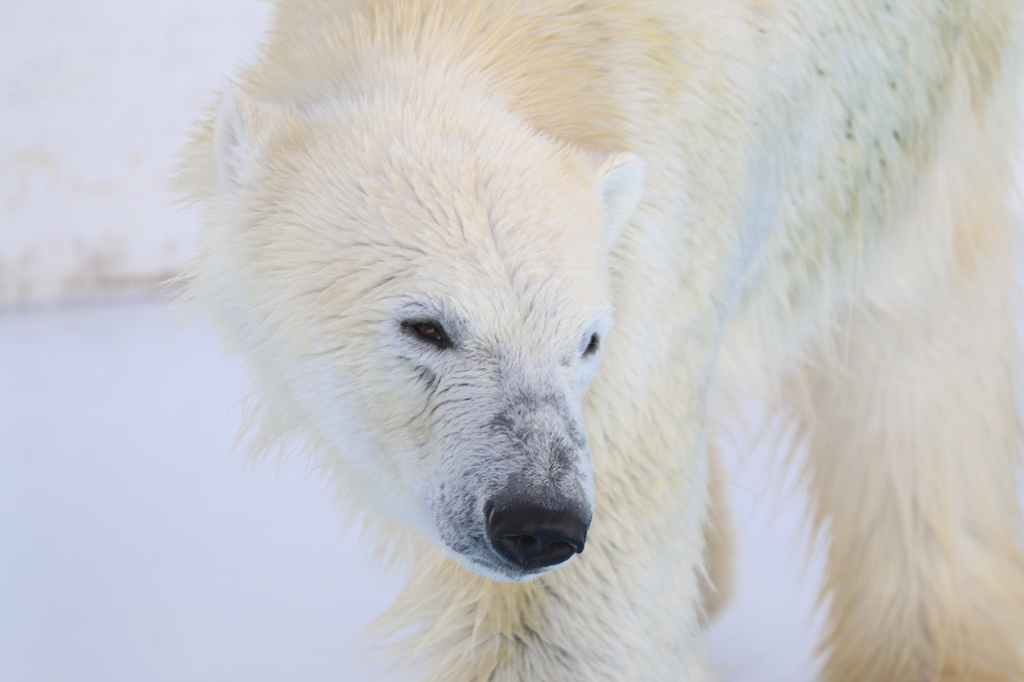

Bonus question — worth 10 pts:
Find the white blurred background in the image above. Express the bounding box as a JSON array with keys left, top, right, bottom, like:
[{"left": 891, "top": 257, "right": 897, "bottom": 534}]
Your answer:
[{"left": 12, "top": 1, "right": 1018, "bottom": 680}]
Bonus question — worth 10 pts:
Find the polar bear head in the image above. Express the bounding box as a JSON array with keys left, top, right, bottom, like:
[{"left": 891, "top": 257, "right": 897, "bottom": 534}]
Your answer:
[{"left": 199, "top": 81, "right": 644, "bottom": 581}]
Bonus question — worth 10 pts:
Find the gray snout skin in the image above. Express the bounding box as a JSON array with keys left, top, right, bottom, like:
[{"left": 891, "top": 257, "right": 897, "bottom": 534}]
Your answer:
[
  {"left": 444, "top": 387, "right": 595, "bottom": 578},
  {"left": 478, "top": 390, "right": 594, "bottom": 574}
]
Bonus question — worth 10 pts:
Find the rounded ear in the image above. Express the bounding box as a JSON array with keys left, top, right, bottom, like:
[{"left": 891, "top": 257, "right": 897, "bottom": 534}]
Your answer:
[
  {"left": 214, "top": 86, "right": 279, "bottom": 191},
  {"left": 590, "top": 151, "right": 646, "bottom": 248}
]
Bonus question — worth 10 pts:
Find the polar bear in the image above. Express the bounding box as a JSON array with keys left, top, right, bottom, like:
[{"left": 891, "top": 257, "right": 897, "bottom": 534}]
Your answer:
[{"left": 177, "top": 0, "right": 1024, "bottom": 679}]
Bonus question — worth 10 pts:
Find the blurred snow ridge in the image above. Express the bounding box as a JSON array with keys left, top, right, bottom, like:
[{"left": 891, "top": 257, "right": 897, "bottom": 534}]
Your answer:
[{"left": 0, "top": 1, "right": 271, "bottom": 307}]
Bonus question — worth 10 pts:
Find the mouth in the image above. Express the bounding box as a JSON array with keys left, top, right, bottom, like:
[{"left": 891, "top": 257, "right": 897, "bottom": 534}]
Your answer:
[{"left": 459, "top": 551, "right": 575, "bottom": 582}]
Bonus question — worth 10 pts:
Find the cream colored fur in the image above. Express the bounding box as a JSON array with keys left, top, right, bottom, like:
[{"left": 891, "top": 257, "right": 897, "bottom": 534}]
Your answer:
[{"left": 176, "top": 0, "right": 1024, "bottom": 679}]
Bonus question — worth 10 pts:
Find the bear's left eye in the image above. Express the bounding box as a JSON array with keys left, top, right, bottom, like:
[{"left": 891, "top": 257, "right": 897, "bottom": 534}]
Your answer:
[{"left": 582, "top": 333, "right": 600, "bottom": 358}]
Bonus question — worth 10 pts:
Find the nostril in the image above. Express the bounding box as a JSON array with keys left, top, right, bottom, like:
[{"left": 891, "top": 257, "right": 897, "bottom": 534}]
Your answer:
[
  {"left": 545, "top": 540, "right": 578, "bottom": 556},
  {"left": 501, "top": 534, "right": 541, "bottom": 556},
  {"left": 486, "top": 500, "right": 590, "bottom": 571},
  {"left": 496, "top": 534, "right": 579, "bottom": 569}
]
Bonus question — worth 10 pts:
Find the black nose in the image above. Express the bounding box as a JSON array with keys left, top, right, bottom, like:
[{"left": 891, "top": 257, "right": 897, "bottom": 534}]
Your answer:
[{"left": 486, "top": 501, "right": 590, "bottom": 571}]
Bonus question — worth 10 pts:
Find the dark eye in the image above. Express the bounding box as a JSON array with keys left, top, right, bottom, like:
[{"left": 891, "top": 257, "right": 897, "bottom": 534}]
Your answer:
[
  {"left": 583, "top": 333, "right": 600, "bottom": 357},
  {"left": 404, "top": 319, "right": 452, "bottom": 349}
]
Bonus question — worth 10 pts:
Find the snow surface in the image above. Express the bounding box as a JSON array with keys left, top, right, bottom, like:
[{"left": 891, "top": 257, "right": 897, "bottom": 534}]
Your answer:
[{"left": 0, "top": 298, "right": 824, "bottom": 681}]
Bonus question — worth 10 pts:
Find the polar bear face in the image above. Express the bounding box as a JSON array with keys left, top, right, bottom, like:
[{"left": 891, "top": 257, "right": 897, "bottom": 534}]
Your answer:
[{"left": 206, "top": 85, "right": 644, "bottom": 580}]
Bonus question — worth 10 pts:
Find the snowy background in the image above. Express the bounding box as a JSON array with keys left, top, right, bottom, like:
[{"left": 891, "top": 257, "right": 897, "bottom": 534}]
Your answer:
[{"left": 7, "top": 1, "right": 1019, "bottom": 680}]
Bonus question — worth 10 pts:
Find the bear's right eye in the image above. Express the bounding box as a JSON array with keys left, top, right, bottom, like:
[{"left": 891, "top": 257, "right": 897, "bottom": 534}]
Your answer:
[{"left": 403, "top": 320, "right": 452, "bottom": 349}]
